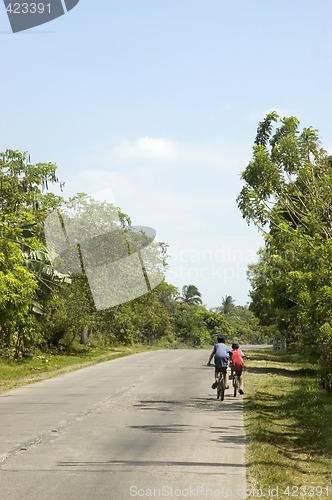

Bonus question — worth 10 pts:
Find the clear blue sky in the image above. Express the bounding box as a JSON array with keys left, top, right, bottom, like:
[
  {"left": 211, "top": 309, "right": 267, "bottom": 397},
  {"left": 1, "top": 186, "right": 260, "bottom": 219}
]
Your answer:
[{"left": 1, "top": 0, "right": 331, "bottom": 308}]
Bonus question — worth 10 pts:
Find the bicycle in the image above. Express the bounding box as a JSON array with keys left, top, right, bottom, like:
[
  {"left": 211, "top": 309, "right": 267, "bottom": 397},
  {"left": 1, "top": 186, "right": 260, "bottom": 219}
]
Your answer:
[
  {"left": 208, "top": 364, "right": 227, "bottom": 401},
  {"left": 216, "top": 369, "right": 225, "bottom": 401},
  {"left": 229, "top": 369, "right": 240, "bottom": 397}
]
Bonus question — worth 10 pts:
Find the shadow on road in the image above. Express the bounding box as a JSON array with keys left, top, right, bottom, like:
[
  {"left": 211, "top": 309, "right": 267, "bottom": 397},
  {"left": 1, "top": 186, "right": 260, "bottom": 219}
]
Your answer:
[{"left": 133, "top": 396, "right": 244, "bottom": 414}]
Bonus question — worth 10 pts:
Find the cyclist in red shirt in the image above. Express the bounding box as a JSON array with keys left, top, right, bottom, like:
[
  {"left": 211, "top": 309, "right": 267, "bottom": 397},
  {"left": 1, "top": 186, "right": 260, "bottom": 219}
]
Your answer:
[{"left": 229, "top": 342, "right": 248, "bottom": 395}]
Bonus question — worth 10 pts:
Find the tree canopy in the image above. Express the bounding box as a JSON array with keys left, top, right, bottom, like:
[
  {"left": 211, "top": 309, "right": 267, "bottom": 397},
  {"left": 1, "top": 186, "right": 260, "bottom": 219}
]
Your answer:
[
  {"left": 237, "top": 113, "right": 332, "bottom": 390},
  {"left": 176, "top": 285, "right": 203, "bottom": 305}
]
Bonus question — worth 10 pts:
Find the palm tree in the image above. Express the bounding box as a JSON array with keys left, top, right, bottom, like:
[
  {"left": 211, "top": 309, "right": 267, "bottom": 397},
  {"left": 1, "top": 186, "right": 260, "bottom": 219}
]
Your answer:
[
  {"left": 220, "top": 295, "right": 235, "bottom": 315},
  {"left": 177, "top": 284, "right": 203, "bottom": 305}
]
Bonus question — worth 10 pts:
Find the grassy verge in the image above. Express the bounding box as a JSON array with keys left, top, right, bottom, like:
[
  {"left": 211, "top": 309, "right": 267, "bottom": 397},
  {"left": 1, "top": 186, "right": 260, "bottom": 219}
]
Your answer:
[
  {"left": 0, "top": 345, "right": 153, "bottom": 394},
  {"left": 244, "top": 349, "right": 332, "bottom": 498}
]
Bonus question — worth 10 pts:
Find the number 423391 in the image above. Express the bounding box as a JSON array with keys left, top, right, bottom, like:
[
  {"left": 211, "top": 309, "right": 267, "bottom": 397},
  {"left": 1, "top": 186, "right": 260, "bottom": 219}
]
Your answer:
[
  {"left": 5, "top": 3, "right": 51, "bottom": 14},
  {"left": 282, "top": 485, "right": 328, "bottom": 497}
]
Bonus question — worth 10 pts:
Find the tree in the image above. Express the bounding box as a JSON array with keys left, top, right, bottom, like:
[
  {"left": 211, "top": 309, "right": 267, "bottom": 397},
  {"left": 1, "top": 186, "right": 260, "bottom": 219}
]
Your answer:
[
  {"left": 173, "top": 304, "right": 210, "bottom": 346},
  {"left": 237, "top": 112, "right": 332, "bottom": 388},
  {"left": 200, "top": 309, "right": 234, "bottom": 340},
  {"left": 176, "top": 285, "right": 203, "bottom": 305},
  {"left": 220, "top": 295, "right": 236, "bottom": 315},
  {"left": 45, "top": 193, "right": 166, "bottom": 309},
  {"left": 222, "top": 303, "right": 272, "bottom": 344},
  {"left": 42, "top": 194, "right": 171, "bottom": 348},
  {"left": 237, "top": 112, "right": 331, "bottom": 236},
  {"left": 0, "top": 150, "right": 65, "bottom": 355},
  {"left": 0, "top": 239, "right": 38, "bottom": 354},
  {"left": 0, "top": 149, "right": 63, "bottom": 228}
]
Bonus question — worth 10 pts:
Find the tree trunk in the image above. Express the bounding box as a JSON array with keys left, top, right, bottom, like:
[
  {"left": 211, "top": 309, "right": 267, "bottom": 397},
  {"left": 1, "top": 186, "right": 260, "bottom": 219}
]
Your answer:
[
  {"left": 272, "top": 336, "right": 287, "bottom": 351},
  {"left": 80, "top": 325, "right": 91, "bottom": 345}
]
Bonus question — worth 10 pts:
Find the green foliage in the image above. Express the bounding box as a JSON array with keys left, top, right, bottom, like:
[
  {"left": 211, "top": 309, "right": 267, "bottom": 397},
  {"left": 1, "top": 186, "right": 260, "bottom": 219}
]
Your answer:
[
  {"left": 174, "top": 304, "right": 210, "bottom": 346},
  {"left": 219, "top": 295, "right": 236, "bottom": 315},
  {"left": 318, "top": 323, "right": 332, "bottom": 391},
  {"left": 176, "top": 284, "right": 203, "bottom": 305},
  {"left": 224, "top": 306, "right": 271, "bottom": 344},
  {"left": 42, "top": 274, "right": 94, "bottom": 349},
  {"left": 0, "top": 149, "right": 66, "bottom": 356},
  {"left": 199, "top": 309, "right": 234, "bottom": 339},
  {"left": 238, "top": 113, "right": 332, "bottom": 389},
  {"left": 0, "top": 239, "right": 37, "bottom": 332},
  {"left": 0, "top": 149, "right": 62, "bottom": 228},
  {"left": 214, "top": 297, "right": 271, "bottom": 344}
]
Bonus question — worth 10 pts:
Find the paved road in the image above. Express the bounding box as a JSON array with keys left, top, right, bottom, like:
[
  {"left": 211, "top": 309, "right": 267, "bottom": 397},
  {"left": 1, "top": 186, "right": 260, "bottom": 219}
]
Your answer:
[{"left": 0, "top": 350, "right": 247, "bottom": 500}]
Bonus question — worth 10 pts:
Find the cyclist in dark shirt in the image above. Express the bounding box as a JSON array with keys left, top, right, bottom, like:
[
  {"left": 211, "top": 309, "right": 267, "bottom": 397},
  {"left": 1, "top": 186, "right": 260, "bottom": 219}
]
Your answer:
[{"left": 207, "top": 336, "right": 232, "bottom": 390}]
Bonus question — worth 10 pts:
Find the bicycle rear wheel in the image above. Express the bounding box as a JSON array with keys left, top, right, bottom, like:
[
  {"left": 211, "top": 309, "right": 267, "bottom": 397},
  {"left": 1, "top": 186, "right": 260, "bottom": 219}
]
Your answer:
[
  {"left": 218, "top": 378, "right": 225, "bottom": 401},
  {"left": 216, "top": 381, "right": 221, "bottom": 399},
  {"left": 233, "top": 375, "right": 238, "bottom": 397}
]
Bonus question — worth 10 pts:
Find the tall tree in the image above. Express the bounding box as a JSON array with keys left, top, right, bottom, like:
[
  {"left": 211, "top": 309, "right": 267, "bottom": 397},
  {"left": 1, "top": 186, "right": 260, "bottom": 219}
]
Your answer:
[
  {"left": 220, "top": 295, "right": 236, "bottom": 315},
  {"left": 0, "top": 239, "right": 37, "bottom": 351},
  {"left": 177, "top": 285, "right": 203, "bottom": 305},
  {"left": 0, "top": 149, "right": 62, "bottom": 228},
  {"left": 237, "top": 112, "right": 332, "bottom": 389},
  {"left": 237, "top": 112, "right": 331, "bottom": 236},
  {"left": 0, "top": 150, "right": 65, "bottom": 354}
]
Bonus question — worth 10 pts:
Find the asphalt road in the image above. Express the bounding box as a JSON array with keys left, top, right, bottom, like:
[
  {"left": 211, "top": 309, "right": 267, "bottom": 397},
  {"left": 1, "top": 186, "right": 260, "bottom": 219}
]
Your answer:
[{"left": 0, "top": 350, "right": 249, "bottom": 500}]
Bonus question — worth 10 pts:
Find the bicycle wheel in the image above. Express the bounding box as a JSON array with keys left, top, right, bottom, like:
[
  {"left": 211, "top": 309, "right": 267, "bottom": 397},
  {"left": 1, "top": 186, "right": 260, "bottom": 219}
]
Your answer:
[
  {"left": 233, "top": 375, "right": 237, "bottom": 397},
  {"left": 218, "top": 378, "right": 225, "bottom": 401},
  {"left": 216, "top": 378, "right": 221, "bottom": 399}
]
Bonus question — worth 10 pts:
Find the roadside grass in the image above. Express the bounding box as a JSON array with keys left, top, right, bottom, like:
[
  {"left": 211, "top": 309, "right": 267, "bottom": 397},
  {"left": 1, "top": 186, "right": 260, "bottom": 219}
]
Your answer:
[
  {"left": 244, "top": 350, "right": 332, "bottom": 498},
  {"left": 0, "top": 345, "right": 152, "bottom": 394}
]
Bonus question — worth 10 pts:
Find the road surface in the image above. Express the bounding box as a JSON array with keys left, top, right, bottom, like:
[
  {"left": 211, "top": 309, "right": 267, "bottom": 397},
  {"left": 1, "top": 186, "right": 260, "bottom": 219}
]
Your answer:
[{"left": 0, "top": 350, "right": 248, "bottom": 499}]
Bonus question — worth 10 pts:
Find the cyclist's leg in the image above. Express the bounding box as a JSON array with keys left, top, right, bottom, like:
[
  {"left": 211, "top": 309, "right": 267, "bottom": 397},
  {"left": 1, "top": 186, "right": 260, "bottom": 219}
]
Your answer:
[
  {"left": 230, "top": 365, "right": 234, "bottom": 383},
  {"left": 212, "top": 367, "right": 219, "bottom": 389},
  {"left": 219, "top": 373, "right": 225, "bottom": 401},
  {"left": 223, "top": 367, "right": 229, "bottom": 389},
  {"left": 238, "top": 369, "right": 244, "bottom": 394}
]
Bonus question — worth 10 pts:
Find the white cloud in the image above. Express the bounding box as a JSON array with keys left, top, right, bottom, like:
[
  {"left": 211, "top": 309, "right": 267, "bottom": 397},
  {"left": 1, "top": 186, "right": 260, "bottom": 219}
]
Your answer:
[
  {"left": 113, "top": 137, "right": 179, "bottom": 164},
  {"left": 58, "top": 136, "right": 252, "bottom": 236},
  {"left": 72, "top": 136, "right": 251, "bottom": 173}
]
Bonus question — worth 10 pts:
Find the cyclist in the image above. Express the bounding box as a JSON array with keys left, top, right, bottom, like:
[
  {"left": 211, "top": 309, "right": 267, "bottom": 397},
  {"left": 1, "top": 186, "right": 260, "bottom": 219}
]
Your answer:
[
  {"left": 207, "top": 336, "right": 232, "bottom": 391},
  {"left": 229, "top": 342, "right": 247, "bottom": 395}
]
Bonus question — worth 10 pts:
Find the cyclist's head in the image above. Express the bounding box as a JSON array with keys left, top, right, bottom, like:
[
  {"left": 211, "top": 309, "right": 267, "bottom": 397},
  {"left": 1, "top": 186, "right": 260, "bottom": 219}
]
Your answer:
[
  {"left": 232, "top": 342, "right": 239, "bottom": 350},
  {"left": 217, "top": 336, "right": 225, "bottom": 343}
]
